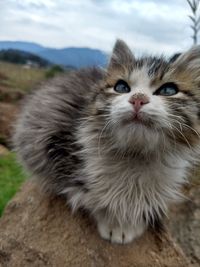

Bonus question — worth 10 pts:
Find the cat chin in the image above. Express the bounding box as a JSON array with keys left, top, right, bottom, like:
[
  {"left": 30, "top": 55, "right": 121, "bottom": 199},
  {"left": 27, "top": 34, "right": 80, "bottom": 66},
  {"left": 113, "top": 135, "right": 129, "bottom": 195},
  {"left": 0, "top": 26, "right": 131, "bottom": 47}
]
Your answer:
[{"left": 113, "top": 122, "right": 161, "bottom": 152}]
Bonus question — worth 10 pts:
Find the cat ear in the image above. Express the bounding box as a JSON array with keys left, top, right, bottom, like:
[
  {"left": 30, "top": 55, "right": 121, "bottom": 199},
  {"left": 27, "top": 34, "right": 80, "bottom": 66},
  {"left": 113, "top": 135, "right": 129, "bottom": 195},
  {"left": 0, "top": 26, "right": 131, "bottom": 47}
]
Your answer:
[
  {"left": 170, "top": 46, "right": 200, "bottom": 79},
  {"left": 107, "top": 39, "right": 135, "bottom": 74}
]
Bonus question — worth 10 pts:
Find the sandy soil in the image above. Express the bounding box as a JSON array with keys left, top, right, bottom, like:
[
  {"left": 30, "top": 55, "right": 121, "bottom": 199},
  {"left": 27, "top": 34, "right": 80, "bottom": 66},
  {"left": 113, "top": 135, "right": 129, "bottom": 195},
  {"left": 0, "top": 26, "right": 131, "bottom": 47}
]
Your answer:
[{"left": 0, "top": 181, "right": 189, "bottom": 267}]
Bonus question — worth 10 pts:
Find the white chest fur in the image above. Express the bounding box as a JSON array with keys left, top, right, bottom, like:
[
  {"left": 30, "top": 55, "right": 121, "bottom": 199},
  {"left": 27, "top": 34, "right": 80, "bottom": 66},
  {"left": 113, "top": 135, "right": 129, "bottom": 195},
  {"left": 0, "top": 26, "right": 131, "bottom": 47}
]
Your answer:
[{"left": 66, "top": 145, "right": 192, "bottom": 226}]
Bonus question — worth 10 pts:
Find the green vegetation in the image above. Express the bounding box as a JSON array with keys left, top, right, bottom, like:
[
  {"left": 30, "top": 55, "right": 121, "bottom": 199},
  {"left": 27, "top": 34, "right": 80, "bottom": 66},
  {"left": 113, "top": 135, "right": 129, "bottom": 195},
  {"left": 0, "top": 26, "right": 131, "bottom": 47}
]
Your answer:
[
  {"left": 0, "top": 61, "right": 46, "bottom": 93},
  {"left": 0, "top": 153, "right": 26, "bottom": 216},
  {"left": 0, "top": 61, "right": 68, "bottom": 216},
  {"left": 45, "top": 65, "right": 65, "bottom": 78}
]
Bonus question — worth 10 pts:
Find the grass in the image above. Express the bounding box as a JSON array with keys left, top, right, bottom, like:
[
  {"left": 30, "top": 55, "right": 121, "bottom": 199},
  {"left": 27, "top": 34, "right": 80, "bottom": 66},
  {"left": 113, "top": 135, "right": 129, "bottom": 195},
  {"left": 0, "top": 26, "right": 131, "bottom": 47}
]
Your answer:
[
  {"left": 0, "top": 62, "right": 53, "bottom": 216},
  {"left": 0, "top": 61, "right": 46, "bottom": 92},
  {"left": 0, "top": 153, "right": 26, "bottom": 216},
  {"left": 0, "top": 62, "right": 69, "bottom": 216},
  {"left": 0, "top": 62, "right": 46, "bottom": 215}
]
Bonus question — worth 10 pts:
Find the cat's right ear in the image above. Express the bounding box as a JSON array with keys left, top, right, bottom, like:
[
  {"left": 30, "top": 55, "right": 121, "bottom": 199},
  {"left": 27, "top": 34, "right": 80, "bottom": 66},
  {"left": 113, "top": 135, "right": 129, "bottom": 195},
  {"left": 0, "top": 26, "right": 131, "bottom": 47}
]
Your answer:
[
  {"left": 167, "top": 45, "right": 200, "bottom": 82},
  {"left": 107, "top": 39, "right": 135, "bottom": 74}
]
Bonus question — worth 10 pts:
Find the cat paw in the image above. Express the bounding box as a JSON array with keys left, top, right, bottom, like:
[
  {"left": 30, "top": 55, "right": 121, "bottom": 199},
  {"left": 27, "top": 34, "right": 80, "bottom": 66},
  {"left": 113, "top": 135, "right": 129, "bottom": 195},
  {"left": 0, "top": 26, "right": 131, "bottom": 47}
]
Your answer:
[{"left": 97, "top": 221, "right": 145, "bottom": 244}]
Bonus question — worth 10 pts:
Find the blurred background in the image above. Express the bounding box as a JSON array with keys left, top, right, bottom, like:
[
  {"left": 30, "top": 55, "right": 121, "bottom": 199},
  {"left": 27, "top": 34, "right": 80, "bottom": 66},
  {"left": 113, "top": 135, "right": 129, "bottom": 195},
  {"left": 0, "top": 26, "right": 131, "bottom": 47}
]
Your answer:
[{"left": 0, "top": 0, "right": 199, "bottom": 266}]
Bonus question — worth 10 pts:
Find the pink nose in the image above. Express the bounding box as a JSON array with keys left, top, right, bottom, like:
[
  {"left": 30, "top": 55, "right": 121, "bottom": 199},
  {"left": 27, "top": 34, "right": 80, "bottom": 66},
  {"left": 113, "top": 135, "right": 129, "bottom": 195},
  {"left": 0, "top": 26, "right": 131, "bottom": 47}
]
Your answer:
[{"left": 129, "top": 93, "right": 149, "bottom": 112}]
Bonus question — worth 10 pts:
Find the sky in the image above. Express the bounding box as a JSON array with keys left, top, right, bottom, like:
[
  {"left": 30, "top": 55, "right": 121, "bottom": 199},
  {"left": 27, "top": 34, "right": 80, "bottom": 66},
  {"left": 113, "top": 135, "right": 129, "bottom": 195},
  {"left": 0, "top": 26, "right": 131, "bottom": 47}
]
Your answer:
[{"left": 0, "top": 0, "right": 198, "bottom": 55}]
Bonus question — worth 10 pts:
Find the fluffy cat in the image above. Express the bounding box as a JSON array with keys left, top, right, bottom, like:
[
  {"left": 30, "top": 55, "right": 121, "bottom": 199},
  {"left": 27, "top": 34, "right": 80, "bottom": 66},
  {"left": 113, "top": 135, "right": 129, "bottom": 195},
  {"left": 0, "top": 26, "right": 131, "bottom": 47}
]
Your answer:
[{"left": 13, "top": 40, "right": 200, "bottom": 244}]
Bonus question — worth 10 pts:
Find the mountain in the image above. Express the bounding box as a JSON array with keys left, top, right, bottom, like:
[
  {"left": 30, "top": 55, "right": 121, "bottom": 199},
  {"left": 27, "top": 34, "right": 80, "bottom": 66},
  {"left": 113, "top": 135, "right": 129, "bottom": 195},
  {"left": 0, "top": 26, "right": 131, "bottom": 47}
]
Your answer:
[
  {"left": 37, "top": 47, "right": 107, "bottom": 68},
  {"left": 0, "top": 41, "right": 107, "bottom": 68},
  {"left": 0, "top": 41, "right": 45, "bottom": 54}
]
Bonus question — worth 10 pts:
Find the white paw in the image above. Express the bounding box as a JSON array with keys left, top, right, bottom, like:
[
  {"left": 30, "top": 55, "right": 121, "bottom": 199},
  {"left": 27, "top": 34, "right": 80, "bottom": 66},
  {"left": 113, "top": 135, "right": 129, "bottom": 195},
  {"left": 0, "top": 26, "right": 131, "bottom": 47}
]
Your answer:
[{"left": 97, "top": 221, "right": 146, "bottom": 244}]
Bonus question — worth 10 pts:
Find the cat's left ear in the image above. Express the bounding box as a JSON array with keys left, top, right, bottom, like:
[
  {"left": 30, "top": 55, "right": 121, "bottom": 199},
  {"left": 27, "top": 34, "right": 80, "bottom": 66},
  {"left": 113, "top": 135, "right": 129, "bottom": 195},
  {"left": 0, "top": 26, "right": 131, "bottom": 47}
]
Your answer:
[
  {"left": 107, "top": 39, "right": 135, "bottom": 74},
  {"left": 170, "top": 46, "right": 200, "bottom": 80}
]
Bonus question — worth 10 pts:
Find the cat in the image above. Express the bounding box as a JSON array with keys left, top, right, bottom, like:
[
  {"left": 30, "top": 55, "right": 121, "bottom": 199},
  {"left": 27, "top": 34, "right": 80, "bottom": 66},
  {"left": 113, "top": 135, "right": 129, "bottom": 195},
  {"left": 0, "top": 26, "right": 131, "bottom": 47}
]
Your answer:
[{"left": 13, "top": 40, "right": 200, "bottom": 244}]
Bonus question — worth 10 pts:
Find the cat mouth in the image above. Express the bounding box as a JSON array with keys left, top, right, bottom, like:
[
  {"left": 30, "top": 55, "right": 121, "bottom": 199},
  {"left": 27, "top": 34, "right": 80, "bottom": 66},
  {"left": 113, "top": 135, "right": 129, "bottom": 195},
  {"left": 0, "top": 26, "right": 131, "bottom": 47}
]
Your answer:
[
  {"left": 132, "top": 113, "right": 143, "bottom": 122},
  {"left": 126, "top": 112, "right": 154, "bottom": 127}
]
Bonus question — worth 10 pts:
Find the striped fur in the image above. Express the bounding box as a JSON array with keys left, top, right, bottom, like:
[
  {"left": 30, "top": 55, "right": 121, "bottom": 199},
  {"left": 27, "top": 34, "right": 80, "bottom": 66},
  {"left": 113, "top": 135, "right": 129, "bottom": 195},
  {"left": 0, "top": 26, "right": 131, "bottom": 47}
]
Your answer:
[{"left": 13, "top": 40, "right": 200, "bottom": 244}]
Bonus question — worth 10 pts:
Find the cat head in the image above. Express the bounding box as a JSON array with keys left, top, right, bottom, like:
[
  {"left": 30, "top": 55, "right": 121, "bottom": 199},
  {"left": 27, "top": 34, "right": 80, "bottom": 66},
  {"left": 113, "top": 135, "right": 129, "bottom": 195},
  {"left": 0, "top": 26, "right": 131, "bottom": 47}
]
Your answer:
[{"left": 93, "top": 40, "right": 200, "bottom": 153}]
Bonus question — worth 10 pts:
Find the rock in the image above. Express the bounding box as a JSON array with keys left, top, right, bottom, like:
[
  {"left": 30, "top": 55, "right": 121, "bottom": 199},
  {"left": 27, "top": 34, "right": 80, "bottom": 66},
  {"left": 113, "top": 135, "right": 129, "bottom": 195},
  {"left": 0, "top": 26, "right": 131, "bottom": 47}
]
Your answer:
[{"left": 0, "top": 181, "right": 190, "bottom": 267}]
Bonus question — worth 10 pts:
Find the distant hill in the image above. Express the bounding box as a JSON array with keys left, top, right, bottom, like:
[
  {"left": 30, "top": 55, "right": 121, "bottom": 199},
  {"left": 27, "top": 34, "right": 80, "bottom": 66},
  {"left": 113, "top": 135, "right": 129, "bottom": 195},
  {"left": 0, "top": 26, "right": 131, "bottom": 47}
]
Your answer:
[
  {"left": 0, "top": 41, "right": 45, "bottom": 54},
  {"left": 0, "top": 41, "right": 107, "bottom": 68},
  {"left": 0, "top": 49, "right": 50, "bottom": 67},
  {"left": 37, "top": 47, "right": 107, "bottom": 68}
]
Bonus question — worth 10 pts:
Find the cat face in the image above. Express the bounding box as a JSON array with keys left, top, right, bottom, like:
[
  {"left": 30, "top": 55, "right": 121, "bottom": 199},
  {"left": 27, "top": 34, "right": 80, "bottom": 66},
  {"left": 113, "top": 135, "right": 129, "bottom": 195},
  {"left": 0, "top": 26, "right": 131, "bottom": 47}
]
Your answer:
[{"left": 95, "top": 40, "right": 200, "bottom": 152}]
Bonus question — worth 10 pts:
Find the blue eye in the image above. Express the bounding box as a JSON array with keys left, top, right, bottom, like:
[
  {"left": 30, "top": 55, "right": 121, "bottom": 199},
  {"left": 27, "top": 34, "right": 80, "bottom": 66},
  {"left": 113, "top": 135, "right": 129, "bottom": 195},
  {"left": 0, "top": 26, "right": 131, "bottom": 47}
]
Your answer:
[
  {"left": 154, "top": 83, "right": 178, "bottom": 96},
  {"left": 114, "top": 80, "right": 131, "bottom": 94}
]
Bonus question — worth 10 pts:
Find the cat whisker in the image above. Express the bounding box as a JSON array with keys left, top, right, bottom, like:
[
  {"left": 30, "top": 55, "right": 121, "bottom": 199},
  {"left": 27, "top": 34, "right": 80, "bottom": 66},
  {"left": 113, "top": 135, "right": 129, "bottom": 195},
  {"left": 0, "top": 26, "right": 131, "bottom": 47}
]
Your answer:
[
  {"left": 168, "top": 114, "right": 200, "bottom": 139},
  {"left": 97, "top": 117, "right": 122, "bottom": 159},
  {"left": 178, "top": 122, "right": 200, "bottom": 139},
  {"left": 168, "top": 113, "right": 185, "bottom": 122},
  {"left": 182, "top": 124, "right": 200, "bottom": 138},
  {"left": 160, "top": 119, "right": 178, "bottom": 149},
  {"left": 170, "top": 124, "right": 192, "bottom": 149},
  {"left": 97, "top": 119, "right": 113, "bottom": 158},
  {"left": 160, "top": 127, "right": 167, "bottom": 154}
]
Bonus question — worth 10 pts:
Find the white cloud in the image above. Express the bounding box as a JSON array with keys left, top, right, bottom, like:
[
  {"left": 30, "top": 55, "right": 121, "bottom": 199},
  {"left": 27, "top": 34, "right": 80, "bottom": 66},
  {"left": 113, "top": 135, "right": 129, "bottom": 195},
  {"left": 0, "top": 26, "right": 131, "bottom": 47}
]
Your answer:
[{"left": 0, "top": 0, "right": 198, "bottom": 55}]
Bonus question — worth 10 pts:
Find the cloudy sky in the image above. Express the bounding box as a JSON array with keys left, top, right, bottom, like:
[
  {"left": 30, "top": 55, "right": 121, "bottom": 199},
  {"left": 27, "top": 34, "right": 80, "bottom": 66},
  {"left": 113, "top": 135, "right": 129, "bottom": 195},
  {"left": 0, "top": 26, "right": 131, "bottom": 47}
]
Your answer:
[{"left": 0, "top": 0, "right": 198, "bottom": 55}]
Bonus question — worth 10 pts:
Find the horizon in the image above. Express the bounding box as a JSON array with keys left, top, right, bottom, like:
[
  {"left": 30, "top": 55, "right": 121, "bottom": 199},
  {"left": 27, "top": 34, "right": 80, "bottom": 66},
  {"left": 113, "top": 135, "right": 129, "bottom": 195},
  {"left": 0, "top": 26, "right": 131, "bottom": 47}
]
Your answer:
[{"left": 0, "top": 40, "right": 108, "bottom": 52}]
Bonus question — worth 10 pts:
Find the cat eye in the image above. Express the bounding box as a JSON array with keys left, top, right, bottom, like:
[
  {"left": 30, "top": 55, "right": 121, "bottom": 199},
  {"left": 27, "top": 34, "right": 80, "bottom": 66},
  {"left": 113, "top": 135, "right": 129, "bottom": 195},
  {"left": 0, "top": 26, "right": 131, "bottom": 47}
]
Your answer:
[
  {"left": 114, "top": 80, "right": 131, "bottom": 94},
  {"left": 153, "top": 83, "right": 179, "bottom": 96}
]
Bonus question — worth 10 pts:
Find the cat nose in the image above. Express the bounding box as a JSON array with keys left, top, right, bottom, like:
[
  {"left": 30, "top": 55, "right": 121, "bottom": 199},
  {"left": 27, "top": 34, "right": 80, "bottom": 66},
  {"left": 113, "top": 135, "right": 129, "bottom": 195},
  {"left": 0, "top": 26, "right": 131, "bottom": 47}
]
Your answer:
[{"left": 129, "top": 93, "right": 150, "bottom": 112}]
